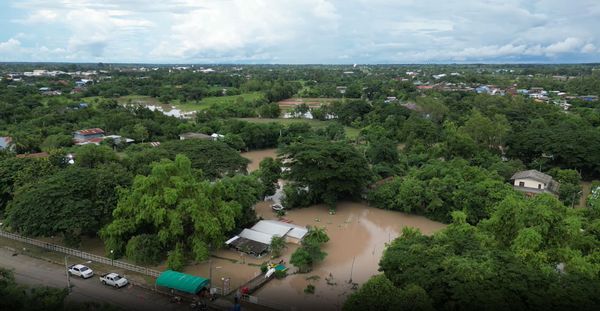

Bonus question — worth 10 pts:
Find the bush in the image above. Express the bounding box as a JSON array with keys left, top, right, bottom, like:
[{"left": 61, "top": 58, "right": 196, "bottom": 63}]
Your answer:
[
  {"left": 290, "top": 247, "right": 312, "bottom": 273},
  {"left": 167, "top": 243, "right": 186, "bottom": 271},
  {"left": 304, "top": 284, "right": 315, "bottom": 294},
  {"left": 125, "top": 234, "right": 163, "bottom": 266},
  {"left": 274, "top": 270, "right": 287, "bottom": 279},
  {"left": 270, "top": 236, "right": 286, "bottom": 258},
  {"left": 260, "top": 264, "right": 268, "bottom": 274}
]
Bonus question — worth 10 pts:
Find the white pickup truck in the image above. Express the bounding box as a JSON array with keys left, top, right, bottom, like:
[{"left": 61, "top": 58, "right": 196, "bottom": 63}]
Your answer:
[
  {"left": 68, "top": 264, "right": 94, "bottom": 279},
  {"left": 99, "top": 273, "right": 129, "bottom": 288}
]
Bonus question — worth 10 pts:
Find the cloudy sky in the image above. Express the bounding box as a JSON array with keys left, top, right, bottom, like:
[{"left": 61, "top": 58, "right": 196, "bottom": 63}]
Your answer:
[{"left": 1, "top": 0, "right": 600, "bottom": 63}]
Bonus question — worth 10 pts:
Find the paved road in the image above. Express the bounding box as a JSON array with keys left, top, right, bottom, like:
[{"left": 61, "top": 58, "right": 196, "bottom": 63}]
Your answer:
[{"left": 0, "top": 247, "right": 189, "bottom": 311}]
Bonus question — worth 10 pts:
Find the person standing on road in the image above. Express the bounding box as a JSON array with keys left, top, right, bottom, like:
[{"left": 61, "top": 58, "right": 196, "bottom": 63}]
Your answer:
[{"left": 231, "top": 297, "right": 241, "bottom": 311}]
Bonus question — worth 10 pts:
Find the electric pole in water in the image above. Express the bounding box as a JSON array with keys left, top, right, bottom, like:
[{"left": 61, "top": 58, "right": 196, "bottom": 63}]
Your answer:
[{"left": 348, "top": 256, "right": 356, "bottom": 284}]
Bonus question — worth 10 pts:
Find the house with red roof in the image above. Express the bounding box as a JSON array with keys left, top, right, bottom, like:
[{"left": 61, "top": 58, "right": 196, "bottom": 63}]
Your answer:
[{"left": 73, "top": 128, "right": 105, "bottom": 145}]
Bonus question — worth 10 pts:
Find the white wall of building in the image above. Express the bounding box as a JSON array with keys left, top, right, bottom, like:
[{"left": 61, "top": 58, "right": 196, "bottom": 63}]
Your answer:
[{"left": 514, "top": 178, "right": 545, "bottom": 189}]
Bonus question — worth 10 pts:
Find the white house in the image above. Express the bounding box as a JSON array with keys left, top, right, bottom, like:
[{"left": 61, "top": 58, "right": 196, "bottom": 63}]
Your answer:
[
  {"left": 0, "top": 136, "right": 15, "bottom": 152},
  {"left": 511, "top": 170, "right": 559, "bottom": 195}
]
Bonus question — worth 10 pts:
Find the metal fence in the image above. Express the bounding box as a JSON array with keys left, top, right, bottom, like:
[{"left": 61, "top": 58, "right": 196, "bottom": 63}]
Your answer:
[{"left": 0, "top": 230, "right": 161, "bottom": 278}]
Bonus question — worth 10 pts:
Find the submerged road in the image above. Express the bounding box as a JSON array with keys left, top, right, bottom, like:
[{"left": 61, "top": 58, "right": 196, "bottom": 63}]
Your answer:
[{"left": 0, "top": 247, "right": 187, "bottom": 311}]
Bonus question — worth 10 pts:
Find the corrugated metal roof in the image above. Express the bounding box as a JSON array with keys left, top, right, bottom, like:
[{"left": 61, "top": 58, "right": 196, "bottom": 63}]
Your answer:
[
  {"left": 287, "top": 227, "right": 308, "bottom": 240},
  {"left": 261, "top": 220, "right": 308, "bottom": 239},
  {"left": 75, "top": 128, "right": 104, "bottom": 135},
  {"left": 179, "top": 132, "right": 211, "bottom": 140},
  {"left": 511, "top": 170, "right": 553, "bottom": 184},
  {"left": 251, "top": 220, "right": 292, "bottom": 237},
  {"left": 239, "top": 229, "right": 274, "bottom": 245},
  {"left": 155, "top": 270, "right": 209, "bottom": 294},
  {"left": 225, "top": 236, "right": 240, "bottom": 245}
]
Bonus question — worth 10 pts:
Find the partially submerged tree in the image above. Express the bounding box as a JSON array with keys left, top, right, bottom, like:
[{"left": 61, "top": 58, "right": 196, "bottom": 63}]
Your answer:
[
  {"left": 270, "top": 235, "right": 286, "bottom": 258},
  {"left": 290, "top": 226, "right": 329, "bottom": 273},
  {"left": 280, "top": 138, "right": 371, "bottom": 208},
  {"left": 258, "top": 157, "right": 282, "bottom": 197}
]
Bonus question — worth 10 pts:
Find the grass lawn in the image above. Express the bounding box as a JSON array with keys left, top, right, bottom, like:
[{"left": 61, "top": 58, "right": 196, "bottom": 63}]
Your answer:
[
  {"left": 173, "top": 92, "right": 265, "bottom": 111},
  {"left": 237, "top": 117, "right": 360, "bottom": 139},
  {"left": 83, "top": 93, "right": 265, "bottom": 112}
]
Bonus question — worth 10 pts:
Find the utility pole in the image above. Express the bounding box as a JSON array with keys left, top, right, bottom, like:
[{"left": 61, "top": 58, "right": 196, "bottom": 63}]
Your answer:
[
  {"left": 64, "top": 256, "right": 71, "bottom": 292},
  {"left": 208, "top": 259, "right": 212, "bottom": 288},
  {"left": 571, "top": 191, "right": 583, "bottom": 208},
  {"left": 348, "top": 256, "right": 356, "bottom": 284}
]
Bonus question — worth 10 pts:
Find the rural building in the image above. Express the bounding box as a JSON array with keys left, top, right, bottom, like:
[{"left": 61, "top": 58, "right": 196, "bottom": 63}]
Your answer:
[
  {"left": 73, "top": 128, "right": 105, "bottom": 145},
  {"left": 0, "top": 136, "right": 14, "bottom": 152},
  {"left": 179, "top": 132, "right": 212, "bottom": 140},
  {"left": 226, "top": 220, "right": 309, "bottom": 257},
  {"left": 511, "top": 169, "right": 559, "bottom": 195},
  {"left": 74, "top": 128, "right": 105, "bottom": 141},
  {"left": 155, "top": 270, "right": 210, "bottom": 295},
  {"left": 104, "top": 135, "right": 135, "bottom": 144}
]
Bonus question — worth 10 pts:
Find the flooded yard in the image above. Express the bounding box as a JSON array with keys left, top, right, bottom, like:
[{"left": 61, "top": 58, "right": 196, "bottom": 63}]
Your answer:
[
  {"left": 32, "top": 148, "right": 446, "bottom": 311},
  {"left": 241, "top": 148, "right": 278, "bottom": 172},
  {"left": 251, "top": 200, "right": 446, "bottom": 311}
]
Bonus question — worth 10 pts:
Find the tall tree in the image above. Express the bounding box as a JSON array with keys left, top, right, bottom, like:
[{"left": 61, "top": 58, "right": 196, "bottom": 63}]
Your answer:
[
  {"left": 280, "top": 138, "right": 372, "bottom": 207},
  {"left": 101, "top": 155, "right": 258, "bottom": 267}
]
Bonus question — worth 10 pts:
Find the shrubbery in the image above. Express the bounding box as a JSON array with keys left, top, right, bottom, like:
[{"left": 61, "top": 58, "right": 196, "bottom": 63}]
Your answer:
[{"left": 125, "top": 234, "right": 163, "bottom": 266}]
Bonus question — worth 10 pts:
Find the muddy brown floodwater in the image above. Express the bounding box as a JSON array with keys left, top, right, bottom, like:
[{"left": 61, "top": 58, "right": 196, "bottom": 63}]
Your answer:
[
  {"left": 241, "top": 148, "right": 279, "bottom": 172},
  {"left": 252, "top": 200, "right": 446, "bottom": 311}
]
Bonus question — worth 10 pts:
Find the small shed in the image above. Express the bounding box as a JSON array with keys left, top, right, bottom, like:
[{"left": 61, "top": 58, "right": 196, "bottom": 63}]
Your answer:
[
  {"left": 155, "top": 270, "right": 210, "bottom": 294},
  {"left": 179, "top": 132, "right": 211, "bottom": 140}
]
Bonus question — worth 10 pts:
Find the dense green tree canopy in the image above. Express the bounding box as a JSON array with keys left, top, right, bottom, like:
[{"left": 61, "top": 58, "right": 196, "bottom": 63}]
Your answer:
[
  {"left": 378, "top": 196, "right": 600, "bottom": 310},
  {"left": 5, "top": 163, "right": 131, "bottom": 245},
  {"left": 101, "top": 155, "right": 261, "bottom": 266},
  {"left": 280, "top": 138, "right": 372, "bottom": 207},
  {"left": 368, "top": 159, "right": 514, "bottom": 223},
  {"left": 159, "top": 139, "right": 249, "bottom": 179}
]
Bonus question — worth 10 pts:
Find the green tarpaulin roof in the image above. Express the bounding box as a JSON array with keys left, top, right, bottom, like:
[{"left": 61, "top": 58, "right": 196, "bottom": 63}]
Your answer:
[{"left": 155, "top": 270, "right": 210, "bottom": 294}]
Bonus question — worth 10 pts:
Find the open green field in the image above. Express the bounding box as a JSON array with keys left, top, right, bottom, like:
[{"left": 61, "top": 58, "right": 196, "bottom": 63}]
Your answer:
[
  {"left": 83, "top": 92, "right": 265, "bottom": 112},
  {"left": 173, "top": 92, "right": 265, "bottom": 111},
  {"left": 237, "top": 117, "right": 360, "bottom": 139}
]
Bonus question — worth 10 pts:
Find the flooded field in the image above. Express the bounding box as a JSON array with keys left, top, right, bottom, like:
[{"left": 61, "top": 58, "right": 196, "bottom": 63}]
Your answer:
[
  {"left": 241, "top": 148, "right": 278, "bottom": 172},
  {"left": 252, "top": 200, "right": 446, "bottom": 311}
]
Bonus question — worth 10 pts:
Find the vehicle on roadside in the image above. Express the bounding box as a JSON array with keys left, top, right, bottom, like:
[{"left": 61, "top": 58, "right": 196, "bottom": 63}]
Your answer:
[
  {"left": 99, "top": 272, "right": 128, "bottom": 288},
  {"left": 271, "top": 203, "right": 285, "bottom": 211},
  {"left": 68, "top": 264, "right": 94, "bottom": 279}
]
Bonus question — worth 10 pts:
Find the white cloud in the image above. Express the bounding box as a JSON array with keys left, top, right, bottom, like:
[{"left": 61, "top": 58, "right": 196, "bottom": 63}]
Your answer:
[
  {"left": 13, "top": 9, "right": 58, "bottom": 24},
  {"left": 150, "top": 0, "right": 340, "bottom": 60},
  {"left": 0, "top": 38, "right": 21, "bottom": 52},
  {"left": 3, "top": 0, "right": 600, "bottom": 62},
  {"left": 545, "top": 38, "right": 583, "bottom": 55},
  {"left": 581, "top": 43, "right": 598, "bottom": 53}
]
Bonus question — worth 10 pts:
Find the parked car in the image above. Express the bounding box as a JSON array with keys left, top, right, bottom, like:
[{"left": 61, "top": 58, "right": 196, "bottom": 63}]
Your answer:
[
  {"left": 68, "top": 264, "right": 94, "bottom": 279},
  {"left": 271, "top": 204, "right": 284, "bottom": 211},
  {"left": 99, "top": 273, "right": 128, "bottom": 288}
]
